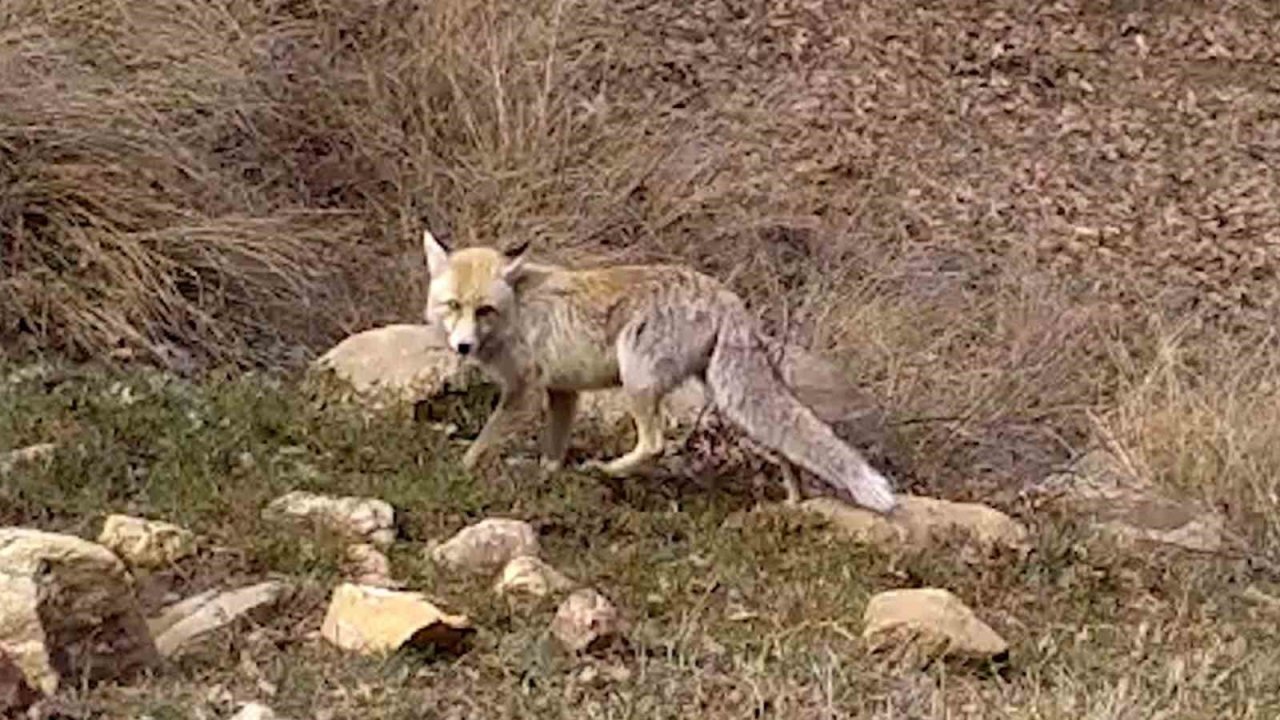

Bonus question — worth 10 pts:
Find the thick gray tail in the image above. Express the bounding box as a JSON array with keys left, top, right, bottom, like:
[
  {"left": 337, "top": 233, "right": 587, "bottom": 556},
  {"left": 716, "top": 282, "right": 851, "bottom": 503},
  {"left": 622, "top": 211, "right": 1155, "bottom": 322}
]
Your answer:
[{"left": 703, "top": 303, "right": 897, "bottom": 513}]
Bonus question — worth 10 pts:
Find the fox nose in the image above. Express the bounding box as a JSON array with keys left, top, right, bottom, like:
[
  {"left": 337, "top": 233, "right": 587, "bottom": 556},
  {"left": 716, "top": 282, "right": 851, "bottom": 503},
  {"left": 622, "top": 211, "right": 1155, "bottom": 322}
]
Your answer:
[{"left": 455, "top": 341, "right": 473, "bottom": 356}]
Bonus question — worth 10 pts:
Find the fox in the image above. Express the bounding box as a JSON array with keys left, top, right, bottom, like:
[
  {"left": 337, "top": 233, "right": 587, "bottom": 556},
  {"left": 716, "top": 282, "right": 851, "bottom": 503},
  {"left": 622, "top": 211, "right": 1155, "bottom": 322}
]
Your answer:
[{"left": 421, "top": 230, "right": 897, "bottom": 514}]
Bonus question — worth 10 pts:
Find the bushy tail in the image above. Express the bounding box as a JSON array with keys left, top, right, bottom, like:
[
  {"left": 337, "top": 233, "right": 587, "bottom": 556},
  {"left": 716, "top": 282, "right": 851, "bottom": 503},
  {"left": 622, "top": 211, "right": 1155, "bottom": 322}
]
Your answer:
[{"left": 704, "top": 303, "right": 897, "bottom": 513}]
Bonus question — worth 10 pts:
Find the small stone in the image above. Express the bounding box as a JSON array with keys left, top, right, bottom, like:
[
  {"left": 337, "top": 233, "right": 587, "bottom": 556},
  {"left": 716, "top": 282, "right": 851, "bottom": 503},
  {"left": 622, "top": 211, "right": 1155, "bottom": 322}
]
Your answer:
[
  {"left": 229, "top": 702, "right": 281, "bottom": 720},
  {"left": 264, "top": 491, "right": 396, "bottom": 548},
  {"left": 148, "top": 582, "right": 288, "bottom": 658},
  {"left": 98, "top": 514, "right": 197, "bottom": 569},
  {"left": 0, "top": 443, "right": 56, "bottom": 475},
  {"left": 494, "top": 556, "right": 574, "bottom": 598},
  {"left": 345, "top": 544, "right": 399, "bottom": 588},
  {"left": 550, "top": 589, "right": 626, "bottom": 654},
  {"left": 862, "top": 588, "right": 1008, "bottom": 661},
  {"left": 0, "top": 649, "right": 40, "bottom": 716},
  {"left": 0, "top": 528, "right": 158, "bottom": 694},
  {"left": 430, "top": 518, "right": 539, "bottom": 574},
  {"left": 320, "top": 584, "right": 474, "bottom": 656},
  {"left": 799, "top": 495, "right": 1029, "bottom": 551}
]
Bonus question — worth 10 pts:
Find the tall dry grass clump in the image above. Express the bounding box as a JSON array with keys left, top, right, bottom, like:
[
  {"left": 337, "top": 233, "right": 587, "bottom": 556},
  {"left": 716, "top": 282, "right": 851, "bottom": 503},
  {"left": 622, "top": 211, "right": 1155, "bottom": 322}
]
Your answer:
[
  {"left": 1096, "top": 322, "right": 1280, "bottom": 554},
  {"left": 0, "top": 0, "right": 621, "bottom": 365}
]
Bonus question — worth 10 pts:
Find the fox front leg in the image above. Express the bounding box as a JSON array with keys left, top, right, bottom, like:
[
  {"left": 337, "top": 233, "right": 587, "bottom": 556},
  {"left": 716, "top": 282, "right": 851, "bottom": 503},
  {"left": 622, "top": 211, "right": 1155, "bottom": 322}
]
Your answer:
[{"left": 462, "top": 379, "right": 538, "bottom": 471}]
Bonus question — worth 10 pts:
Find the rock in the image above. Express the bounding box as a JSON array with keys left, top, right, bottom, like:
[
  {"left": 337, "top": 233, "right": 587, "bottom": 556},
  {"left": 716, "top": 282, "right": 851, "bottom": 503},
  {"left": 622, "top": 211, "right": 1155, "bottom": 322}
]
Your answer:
[
  {"left": 229, "top": 702, "right": 281, "bottom": 720},
  {"left": 1036, "top": 450, "right": 1226, "bottom": 553},
  {"left": 320, "top": 583, "right": 474, "bottom": 656},
  {"left": 97, "top": 514, "right": 196, "bottom": 569},
  {"left": 863, "top": 588, "right": 1008, "bottom": 661},
  {"left": 494, "top": 556, "right": 574, "bottom": 598},
  {"left": 0, "top": 443, "right": 56, "bottom": 475},
  {"left": 550, "top": 589, "right": 626, "bottom": 654},
  {"left": 799, "top": 494, "right": 1029, "bottom": 551},
  {"left": 312, "top": 324, "right": 462, "bottom": 406},
  {"left": 0, "top": 649, "right": 40, "bottom": 716},
  {"left": 430, "top": 518, "right": 539, "bottom": 574},
  {"left": 148, "top": 582, "right": 288, "bottom": 658},
  {"left": 0, "top": 528, "right": 158, "bottom": 694},
  {"left": 345, "top": 544, "right": 399, "bottom": 588},
  {"left": 263, "top": 491, "right": 396, "bottom": 548}
]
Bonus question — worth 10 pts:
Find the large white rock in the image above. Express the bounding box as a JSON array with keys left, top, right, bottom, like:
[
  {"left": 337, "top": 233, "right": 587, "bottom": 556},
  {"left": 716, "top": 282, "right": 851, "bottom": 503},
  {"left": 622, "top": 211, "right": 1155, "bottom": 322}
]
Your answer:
[
  {"left": 0, "top": 528, "right": 158, "bottom": 694},
  {"left": 429, "top": 518, "right": 539, "bottom": 574},
  {"left": 320, "top": 584, "right": 474, "bottom": 656},
  {"left": 97, "top": 514, "right": 196, "bottom": 569},
  {"left": 312, "top": 324, "right": 462, "bottom": 404}
]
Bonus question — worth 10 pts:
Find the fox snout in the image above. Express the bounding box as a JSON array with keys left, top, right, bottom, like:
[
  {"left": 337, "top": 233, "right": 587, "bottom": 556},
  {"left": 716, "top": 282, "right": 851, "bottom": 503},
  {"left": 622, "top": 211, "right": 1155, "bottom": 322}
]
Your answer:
[{"left": 446, "top": 316, "right": 478, "bottom": 357}]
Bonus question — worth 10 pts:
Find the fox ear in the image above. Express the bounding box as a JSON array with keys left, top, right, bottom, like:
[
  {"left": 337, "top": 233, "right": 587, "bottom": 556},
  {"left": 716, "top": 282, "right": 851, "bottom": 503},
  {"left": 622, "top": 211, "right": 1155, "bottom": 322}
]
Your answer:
[
  {"left": 501, "top": 240, "right": 530, "bottom": 283},
  {"left": 423, "top": 230, "right": 450, "bottom": 276}
]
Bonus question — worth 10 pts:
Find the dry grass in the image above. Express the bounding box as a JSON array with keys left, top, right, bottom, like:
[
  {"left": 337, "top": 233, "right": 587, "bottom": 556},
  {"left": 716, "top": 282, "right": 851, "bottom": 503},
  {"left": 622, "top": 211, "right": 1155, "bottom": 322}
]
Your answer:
[{"left": 4, "top": 0, "right": 1280, "bottom": 716}]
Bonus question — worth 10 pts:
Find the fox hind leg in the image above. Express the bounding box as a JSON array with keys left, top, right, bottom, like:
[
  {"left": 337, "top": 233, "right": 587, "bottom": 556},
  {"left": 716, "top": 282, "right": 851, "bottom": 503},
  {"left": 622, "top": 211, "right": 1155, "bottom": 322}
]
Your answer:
[{"left": 586, "top": 310, "right": 715, "bottom": 476}]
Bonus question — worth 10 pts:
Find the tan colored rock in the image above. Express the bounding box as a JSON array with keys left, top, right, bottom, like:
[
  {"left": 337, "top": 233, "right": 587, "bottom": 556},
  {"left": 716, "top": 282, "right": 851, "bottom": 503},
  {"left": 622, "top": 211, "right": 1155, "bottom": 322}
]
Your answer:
[
  {"left": 0, "top": 443, "right": 56, "bottom": 475},
  {"left": 1038, "top": 450, "right": 1226, "bottom": 553},
  {"left": 430, "top": 518, "right": 539, "bottom": 574},
  {"left": 320, "top": 583, "right": 474, "bottom": 656},
  {"left": 97, "top": 514, "right": 196, "bottom": 569},
  {"left": 0, "top": 528, "right": 158, "bottom": 695},
  {"left": 799, "top": 494, "right": 1029, "bottom": 551},
  {"left": 148, "top": 582, "right": 288, "bottom": 658},
  {"left": 312, "top": 324, "right": 462, "bottom": 405},
  {"left": 263, "top": 491, "right": 395, "bottom": 548},
  {"left": 863, "top": 588, "right": 1008, "bottom": 660},
  {"left": 345, "top": 544, "right": 399, "bottom": 588},
  {"left": 494, "top": 556, "right": 574, "bottom": 598},
  {"left": 0, "top": 649, "right": 40, "bottom": 716},
  {"left": 550, "top": 589, "right": 626, "bottom": 654}
]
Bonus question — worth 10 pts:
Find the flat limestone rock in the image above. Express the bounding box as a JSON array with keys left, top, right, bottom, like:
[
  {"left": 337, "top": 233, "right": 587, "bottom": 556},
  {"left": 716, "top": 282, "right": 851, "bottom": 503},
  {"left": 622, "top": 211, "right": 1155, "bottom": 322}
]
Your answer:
[
  {"left": 799, "top": 494, "right": 1029, "bottom": 551},
  {"left": 149, "top": 582, "right": 288, "bottom": 658},
  {"left": 320, "top": 584, "right": 474, "bottom": 656},
  {"left": 0, "top": 528, "right": 158, "bottom": 694},
  {"left": 863, "top": 588, "right": 1008, "bottom": 661},
  {"left": 98, "top": 514, "right": 196, "bottom": 569}
]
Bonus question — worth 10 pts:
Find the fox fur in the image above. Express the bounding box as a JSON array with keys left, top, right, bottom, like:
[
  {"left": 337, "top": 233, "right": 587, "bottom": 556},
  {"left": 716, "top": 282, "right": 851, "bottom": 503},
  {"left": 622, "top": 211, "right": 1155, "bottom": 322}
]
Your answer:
[{"left": 421, "top": 230, "right": 896, "bottom": 514}]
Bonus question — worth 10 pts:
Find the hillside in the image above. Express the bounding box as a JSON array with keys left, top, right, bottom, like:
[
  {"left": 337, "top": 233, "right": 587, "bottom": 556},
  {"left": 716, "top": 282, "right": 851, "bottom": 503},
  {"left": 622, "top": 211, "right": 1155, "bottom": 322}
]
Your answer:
[{"left": 2, "top": 0, "right": 1280, "bottom": 717}]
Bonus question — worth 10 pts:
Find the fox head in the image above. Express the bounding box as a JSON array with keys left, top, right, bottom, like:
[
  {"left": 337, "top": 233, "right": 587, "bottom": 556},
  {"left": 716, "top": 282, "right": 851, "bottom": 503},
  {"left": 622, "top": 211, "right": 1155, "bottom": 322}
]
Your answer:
[{"left": 422, "top": 230, "right": 529, "bottom": 357}]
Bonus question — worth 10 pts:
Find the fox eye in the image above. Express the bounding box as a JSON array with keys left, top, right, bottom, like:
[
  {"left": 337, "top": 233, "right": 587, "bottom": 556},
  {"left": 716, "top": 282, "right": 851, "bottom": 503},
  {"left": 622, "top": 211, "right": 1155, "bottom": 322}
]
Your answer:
[
  {"left": 443, "top": 299, "right": 460, "bottom": 312},
  {"left": 476, "top": 305, "right": 498, "bottom": 318}
]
